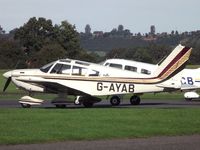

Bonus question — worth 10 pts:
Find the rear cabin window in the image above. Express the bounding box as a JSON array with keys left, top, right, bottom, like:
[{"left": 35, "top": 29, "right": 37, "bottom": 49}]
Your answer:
[
  {"left": 72, "top": 66, "right": 87, "bottom": 76},
  {"left": 125, "top": 65, "right": 137, "bottom": 72},
  {"left": 50, "top": 63, "right": 63, "bottom": 74},
  {"left": 141, "top": 69, "right": 151, "bottom": 75},
  {"left": 59, "top": 64, "right": 71, "bottom": 75},
  {"left": 109, "top": 63, "right": 123, "bottom": 69},
  {"left": 88, "top": 70, "right": 99, "bottom": 76}
]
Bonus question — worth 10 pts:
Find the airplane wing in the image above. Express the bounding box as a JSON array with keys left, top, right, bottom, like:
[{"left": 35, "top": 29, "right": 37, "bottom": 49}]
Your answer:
[
  {"left": 39, "top": 81, "right": 88, "bottom": 95},
  {"left": 16, "top": 76, "right": 89, "bottom": 96}
]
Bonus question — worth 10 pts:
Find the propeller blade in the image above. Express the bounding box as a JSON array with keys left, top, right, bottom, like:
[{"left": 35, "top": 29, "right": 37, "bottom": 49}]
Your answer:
[{"left": 3, "top": 77, "right": 11, "bottom": 92}]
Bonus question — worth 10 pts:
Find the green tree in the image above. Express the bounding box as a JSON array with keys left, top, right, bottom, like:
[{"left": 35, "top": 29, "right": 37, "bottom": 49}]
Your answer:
[
  {"left": 34, "top": 42, "right": 67, "bottom": 66},
  {"left": 132, "top": 48, "right": 152, "bottom": 63},
  {"left": 14, "top": 17, "right": 82, "bottom": 67},
  {"left": 14, "top": 17, "right": 54, "bottom": 53},
  {"left": 105, "top": 48, "right": 127, "bottom": 59},
  {"left": 54, "top": 21, "right": 81, "bottom": 58},
  {"left": 0, "top": 39, "right": 26, "bottom": 69}
]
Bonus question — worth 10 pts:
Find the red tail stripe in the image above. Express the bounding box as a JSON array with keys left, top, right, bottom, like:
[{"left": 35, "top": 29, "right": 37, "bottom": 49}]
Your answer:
[{"left": 157, "top": 47, "right": 190, "bottom": 78}]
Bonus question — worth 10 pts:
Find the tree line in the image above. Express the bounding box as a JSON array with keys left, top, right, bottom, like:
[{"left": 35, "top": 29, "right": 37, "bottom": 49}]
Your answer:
[
  {"left": 0, "top": 17, "right": 200, "bottom": 69},
  {"left": 105, "top": 37, "right": 200, "bottom": 65},
  {"left": 0, "top": 17, "right": 97, "bottom": 69}
]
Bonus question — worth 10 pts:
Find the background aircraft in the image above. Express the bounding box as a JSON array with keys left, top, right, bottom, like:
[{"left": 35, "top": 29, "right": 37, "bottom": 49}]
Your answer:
[
  {"left": 3, "top": 45, "right": 191, "bottom": 108},
  {"left": 103, "top": 45, "right": 199, "bottom": 102}
]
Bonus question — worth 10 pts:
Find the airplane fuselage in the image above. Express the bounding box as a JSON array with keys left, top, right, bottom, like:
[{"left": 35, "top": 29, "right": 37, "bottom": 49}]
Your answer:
[{"left": 7, "top": 68, "right": 165, "bottom": 96}]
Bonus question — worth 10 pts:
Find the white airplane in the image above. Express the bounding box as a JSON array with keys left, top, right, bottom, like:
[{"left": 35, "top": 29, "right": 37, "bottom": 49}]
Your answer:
[
  {"left": 3, "top": 44, "right": 192, "bottom": 108},
  {"left": 103, "top": 45, "right": 200, "bottom": 102}
]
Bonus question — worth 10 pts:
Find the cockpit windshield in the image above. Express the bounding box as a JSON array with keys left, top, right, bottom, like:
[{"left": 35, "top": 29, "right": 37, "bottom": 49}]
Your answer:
[{"left": 40, "top": 61, "right": 56, "bottom": 73}]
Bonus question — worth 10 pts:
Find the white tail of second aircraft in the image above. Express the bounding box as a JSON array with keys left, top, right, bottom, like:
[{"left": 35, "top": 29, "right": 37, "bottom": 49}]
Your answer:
[{"left": 95, "top": 44, "right": 192, "bottom": 85}]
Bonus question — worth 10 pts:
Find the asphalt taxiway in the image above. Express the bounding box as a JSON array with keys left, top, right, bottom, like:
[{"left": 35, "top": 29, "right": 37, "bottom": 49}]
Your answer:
[
  {"left": 0, "top": 98, "right": 200, "bottom": 108},
  {"left": 1, "top": 135, "right": 200, "bottom": 150}
]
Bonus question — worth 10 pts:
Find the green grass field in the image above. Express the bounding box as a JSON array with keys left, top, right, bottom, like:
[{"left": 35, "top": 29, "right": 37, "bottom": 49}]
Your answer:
[
  {"left": 0, "top": 108, "right": 200, "bottom": 145},
  {"left": 0, "top": 68, "right": 200, "bottom": 145}
]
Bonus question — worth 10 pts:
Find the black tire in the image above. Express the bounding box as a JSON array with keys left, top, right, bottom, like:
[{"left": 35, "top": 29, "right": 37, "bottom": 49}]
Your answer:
[
  {"left": 130, "top": 95, "right": 141, "bottom": 105},
  {"left": 21, "top": 103, "right": 31, "bottom": 108},
  {"left": 185, "top": 98, "right": 192, "bottom": 101},
  {"left": 110, "top": 96, "right": 120, "bottom": 106},
  {"left": 55, "top": 104, "right": 66, "bottom": 108},
  {"left": 82, "top": 101, "right": 93, "bottom": 108}
]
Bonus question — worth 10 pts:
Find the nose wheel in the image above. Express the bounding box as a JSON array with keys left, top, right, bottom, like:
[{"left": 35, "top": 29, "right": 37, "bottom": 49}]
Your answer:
[{"left": 20, "top": 103, "right": 31, "bottom": 108}]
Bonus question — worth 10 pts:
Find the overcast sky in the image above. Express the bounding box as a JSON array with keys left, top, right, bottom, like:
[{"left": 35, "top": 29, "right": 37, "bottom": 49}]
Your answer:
[{"left": 0, "top": 0, "right": 199, "bottom": 33}]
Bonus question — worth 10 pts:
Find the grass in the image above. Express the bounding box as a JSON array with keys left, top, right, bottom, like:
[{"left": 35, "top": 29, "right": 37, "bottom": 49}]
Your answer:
[
  {"left": 0, "top": 69, "right": 200, "bottom": 145},
  {"left": 141, "top": 92, "right": 185, "bottom": 99},
  {"left": 0, "top": 108, "right": 200, "bottom": 145}
]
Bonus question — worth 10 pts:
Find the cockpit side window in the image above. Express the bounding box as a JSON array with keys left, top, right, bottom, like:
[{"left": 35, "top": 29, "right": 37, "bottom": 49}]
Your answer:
[
  {"left": 72, "top": 66, "right": 87, "bottom": 76},
  {"left": 125, "top": 65, "right": 137, "bottom": 72}
]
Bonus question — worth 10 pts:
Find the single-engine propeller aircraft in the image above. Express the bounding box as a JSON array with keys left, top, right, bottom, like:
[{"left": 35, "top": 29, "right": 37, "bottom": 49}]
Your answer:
[
  {"left": 3, "top": 44, "right": 192, "bottom": 108},
  {"left": 103, "top": 45, "right": 200, "bottom": 102}
]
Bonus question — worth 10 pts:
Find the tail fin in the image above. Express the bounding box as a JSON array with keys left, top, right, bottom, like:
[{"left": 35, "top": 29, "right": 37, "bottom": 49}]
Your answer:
[{"left": 152, "top": 44, "right": 192, "bottom": 81}]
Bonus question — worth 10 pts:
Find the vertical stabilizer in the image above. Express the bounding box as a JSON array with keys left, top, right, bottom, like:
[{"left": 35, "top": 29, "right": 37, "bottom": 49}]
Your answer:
[{"left": 152, "top": 44, "right": 192, "bottom": 80}]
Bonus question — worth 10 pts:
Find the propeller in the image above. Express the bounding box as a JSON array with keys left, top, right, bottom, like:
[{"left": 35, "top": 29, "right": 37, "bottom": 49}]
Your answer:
[
  {"left": 3, "top": 77, "right": 11, "bottom": 92},
  {"left": 3, "top": 60, "right": 20, "bottom": 92}
]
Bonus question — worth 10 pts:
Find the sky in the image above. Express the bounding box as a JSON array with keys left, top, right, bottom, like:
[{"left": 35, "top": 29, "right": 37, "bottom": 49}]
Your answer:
[{"left": 0, "top": 0, "right": 200, "bottom": 34}]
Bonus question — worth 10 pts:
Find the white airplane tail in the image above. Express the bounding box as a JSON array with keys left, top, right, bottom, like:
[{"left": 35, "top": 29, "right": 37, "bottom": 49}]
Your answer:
[{"left": 152, "top": 44, "right": 192, "bottom": 81}]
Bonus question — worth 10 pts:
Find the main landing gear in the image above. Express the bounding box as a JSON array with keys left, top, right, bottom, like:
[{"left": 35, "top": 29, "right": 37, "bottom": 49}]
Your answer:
[
  {"left": 109, "top": 95, "right": 141, "bottom": 106},
  {"left": 110, "top": 96, "right": 121, "bottom": 106},
  {"left": 130, "top": 95, "right": 141, "bottom": 105},
  {"left": 74, "top": 96, "right": 102, "bottom": 108}
]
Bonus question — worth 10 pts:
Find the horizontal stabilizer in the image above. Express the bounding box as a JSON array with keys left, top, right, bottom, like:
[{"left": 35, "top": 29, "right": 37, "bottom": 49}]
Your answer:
[
  {"left": 156, "top": 82, "right": 181, "bottom": 89},
  {"left": 181, "top": 85, "right": 199, "bottom": 90}
]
